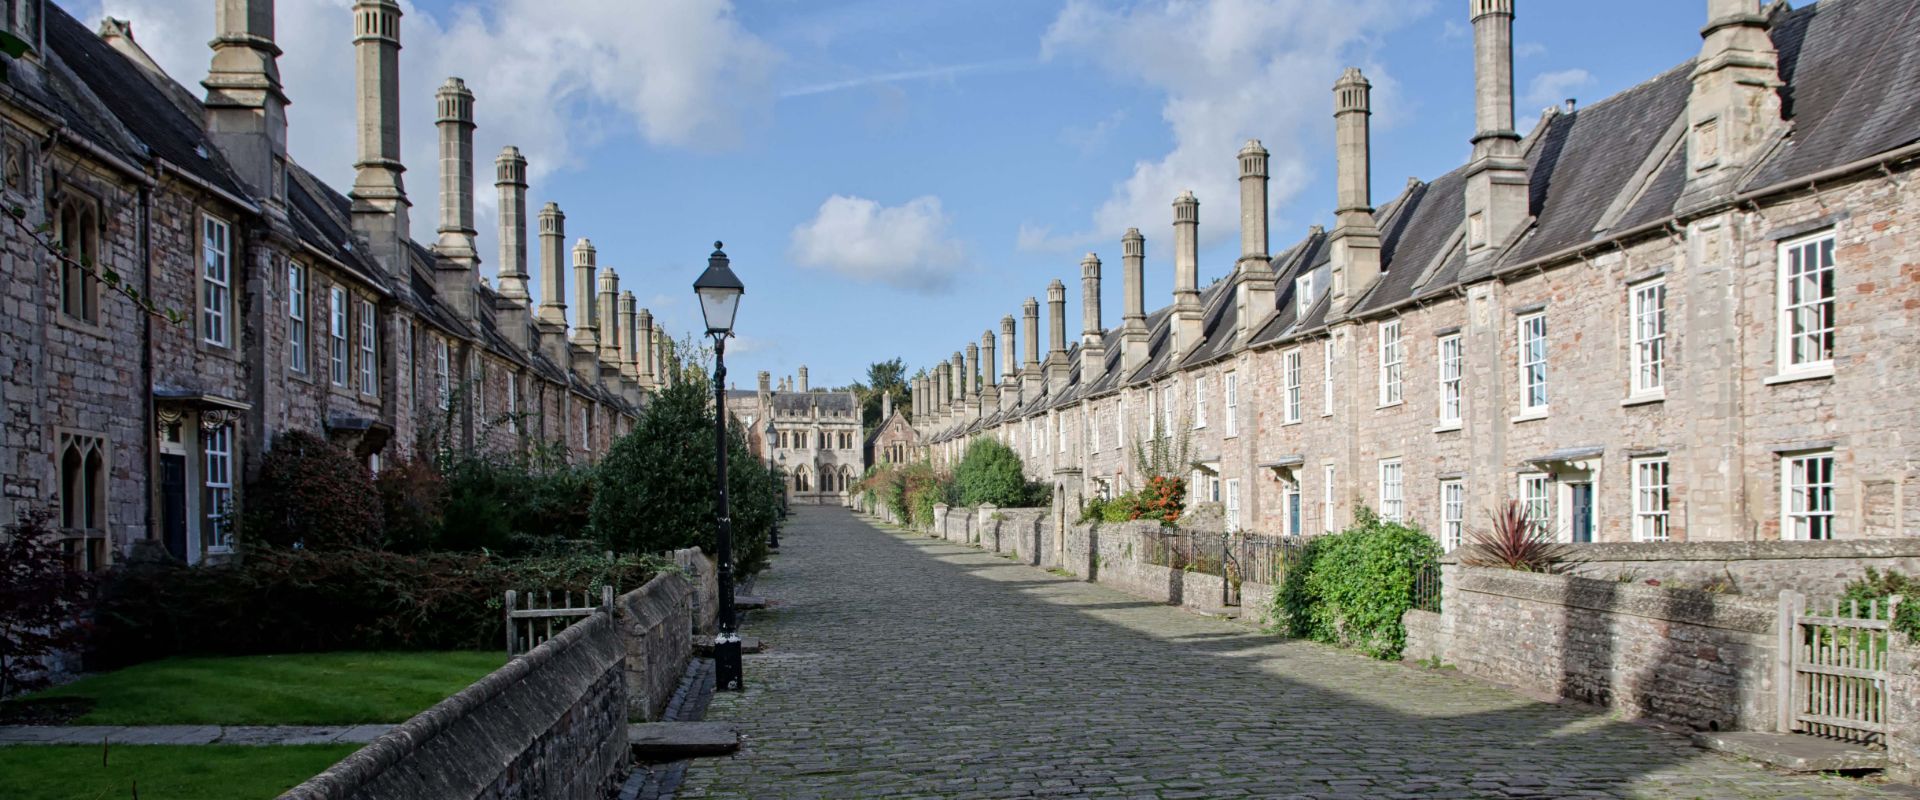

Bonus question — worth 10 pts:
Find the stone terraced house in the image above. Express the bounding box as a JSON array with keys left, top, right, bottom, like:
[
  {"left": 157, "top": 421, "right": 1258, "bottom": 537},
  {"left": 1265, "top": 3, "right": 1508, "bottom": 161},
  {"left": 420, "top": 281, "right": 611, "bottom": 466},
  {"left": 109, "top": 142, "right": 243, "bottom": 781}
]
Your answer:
[
  {"left": 729, "top": 368, "right": 864, "bottom": 506},
  {"left": 913, "top": 0, "right": 1920, "bottom": 548},
  {"left": 0, "top": 0, "right": 675, "bottom": 570}
]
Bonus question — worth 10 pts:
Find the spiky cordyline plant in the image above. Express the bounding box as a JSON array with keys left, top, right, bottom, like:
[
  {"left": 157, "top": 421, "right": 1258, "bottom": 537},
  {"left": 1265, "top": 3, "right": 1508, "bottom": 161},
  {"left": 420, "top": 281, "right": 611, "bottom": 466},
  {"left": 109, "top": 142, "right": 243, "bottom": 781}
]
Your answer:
[{"left": 1462, "top": 500, "right": 1569, "bottom": 572}]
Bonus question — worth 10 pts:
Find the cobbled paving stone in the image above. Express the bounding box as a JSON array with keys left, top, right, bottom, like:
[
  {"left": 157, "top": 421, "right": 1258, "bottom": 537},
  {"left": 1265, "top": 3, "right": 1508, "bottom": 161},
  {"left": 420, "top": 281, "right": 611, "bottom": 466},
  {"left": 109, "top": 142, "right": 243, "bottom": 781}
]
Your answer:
[{"left": 675, "top": 507, "right": 1910, "bottom": 799}]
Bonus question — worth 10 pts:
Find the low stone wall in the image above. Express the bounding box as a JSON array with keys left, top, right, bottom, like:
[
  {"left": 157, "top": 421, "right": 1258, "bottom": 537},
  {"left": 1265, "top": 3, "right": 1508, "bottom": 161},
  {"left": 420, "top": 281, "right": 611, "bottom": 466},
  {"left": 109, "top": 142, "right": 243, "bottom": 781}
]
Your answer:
[
  {"left": 1399, "top": 609, "right": 1444, "bottom": 664},
  {"left": 283, "top": 612, "right": 629, "bottom": 800},
  {"left": 1415, "top": 566, "right": 1779, "bottom": 733},
  {"left": 1240, "top": 581, "right": 1276, "bottom": 627},
  {"left": 1546, "top": 539, "right": 1920, "bottom": 602},
  {"left": 1889, "top": 636, "right": 1920, "bottom": 781},
  {"left": 669, "top": 547, "right": 718, "bottom": 637},
  {"left": 617, "top": 571, "right": 695, "bottom": 722}
]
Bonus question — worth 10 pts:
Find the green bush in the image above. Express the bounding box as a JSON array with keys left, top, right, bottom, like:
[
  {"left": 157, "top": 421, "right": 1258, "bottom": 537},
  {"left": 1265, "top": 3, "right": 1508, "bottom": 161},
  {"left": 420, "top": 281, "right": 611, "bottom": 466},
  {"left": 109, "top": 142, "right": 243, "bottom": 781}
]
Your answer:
[
  {"left": 952, "top": 439, "right": 1046, "bottom": 507},
  {"left": 1841, "top": 568, "right": 1920, "bottom": 637},
  {"left": 89, "top": 546, "right": 663, "bottom": 668},
  {"left": 1270, "top": 508, "right": 1440, "bottom": 659},
  {"left": 242, "top": 431, "right": 382, "bottom": 551},
  {"left": 373, "top": 454, "right": 445, "bottom": 553}
]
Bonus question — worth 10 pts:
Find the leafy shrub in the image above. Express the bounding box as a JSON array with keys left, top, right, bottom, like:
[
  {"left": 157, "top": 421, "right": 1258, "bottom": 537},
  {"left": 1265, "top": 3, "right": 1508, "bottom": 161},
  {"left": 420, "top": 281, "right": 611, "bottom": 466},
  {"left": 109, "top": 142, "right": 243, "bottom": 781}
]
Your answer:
[
  {"left": 0, "top": 509, "right": 93, "bottom": 696},
  {"left": 1841, "top": 568, "right": 1920, "bottom": 638},
  {"left": 1108, "top": 476, "right": 1186, "bottom": 526},
  {"left": 242, "top": 431, "right": 382, "bottom": 551},
  {"left": 1270, "top": 508, "right": 1440, "bottom": 659},
  {"left": 374, "top": 454, "right": 446, "bottom": 553},
  {"left": 896, "top": 461, "right": 945, "bottom": 526},
  {"left": 88, "top": 546, "right": 663, "bottom": 668},
  {"left": 1461, "top": 500, "right": 1567, "bottom": 572},
  {"left": 952, "top": 440, "right": 1047, "bottom": 507}
]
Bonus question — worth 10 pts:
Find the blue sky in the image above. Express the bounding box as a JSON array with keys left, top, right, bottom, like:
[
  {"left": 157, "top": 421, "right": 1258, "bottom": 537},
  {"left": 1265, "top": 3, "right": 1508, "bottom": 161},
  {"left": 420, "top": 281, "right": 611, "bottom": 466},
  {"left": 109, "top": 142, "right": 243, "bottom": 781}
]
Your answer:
[{"left": 85, "top": 0, "right": 1706, "bottom": 389}]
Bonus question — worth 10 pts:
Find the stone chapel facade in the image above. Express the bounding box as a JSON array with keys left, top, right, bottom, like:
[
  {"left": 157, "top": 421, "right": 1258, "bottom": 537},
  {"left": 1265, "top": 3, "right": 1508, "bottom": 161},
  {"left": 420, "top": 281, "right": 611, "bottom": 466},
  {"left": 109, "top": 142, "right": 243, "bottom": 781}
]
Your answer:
[
  {"left": 913, "top": 0, "right": 1920, "bottom": 547},
  {"left": 0, "top": 0, "right": 674, "bottom": 569},
  {"left": 728, "top": 367, "right": 864, "bottom": 506}
]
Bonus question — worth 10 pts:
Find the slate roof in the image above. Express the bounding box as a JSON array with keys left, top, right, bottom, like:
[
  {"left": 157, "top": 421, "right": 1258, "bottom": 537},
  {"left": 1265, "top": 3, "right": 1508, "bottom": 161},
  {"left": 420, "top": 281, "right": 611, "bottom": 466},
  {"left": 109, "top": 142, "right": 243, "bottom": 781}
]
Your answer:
[
  {"left": 1745, "top": 0, "right": 1920, "bottom": 189},
  {"left": 771, "top": 392, "right": 858, "bottom": 415}
]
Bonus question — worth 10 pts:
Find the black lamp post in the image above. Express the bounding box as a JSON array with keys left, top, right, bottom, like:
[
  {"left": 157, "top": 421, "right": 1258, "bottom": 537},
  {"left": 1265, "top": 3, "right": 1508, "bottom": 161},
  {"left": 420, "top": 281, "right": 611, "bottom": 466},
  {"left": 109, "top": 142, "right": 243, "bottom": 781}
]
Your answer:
[{"left": 694, "top": 241, "right": 745, "bottom": 692}]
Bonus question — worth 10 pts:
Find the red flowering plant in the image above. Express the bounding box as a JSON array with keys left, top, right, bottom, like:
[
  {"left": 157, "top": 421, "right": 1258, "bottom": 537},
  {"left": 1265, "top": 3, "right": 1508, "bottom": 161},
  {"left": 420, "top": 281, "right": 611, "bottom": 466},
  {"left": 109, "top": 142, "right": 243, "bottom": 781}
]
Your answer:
[{"left": 1119, "top": 415, "right": 1193, "bottom": 527}]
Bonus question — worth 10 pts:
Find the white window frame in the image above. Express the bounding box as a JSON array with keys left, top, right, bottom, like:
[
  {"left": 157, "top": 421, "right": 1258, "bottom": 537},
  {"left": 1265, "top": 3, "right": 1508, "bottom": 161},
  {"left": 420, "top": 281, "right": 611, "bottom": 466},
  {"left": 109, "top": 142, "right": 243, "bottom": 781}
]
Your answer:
[
  {"left": 201, "top": 214, "right": 232, "bottom": 347},
  {"left": 1378, "top": 320, "right": 1403, "bottom": 407},
  {"left": 1378, "top": 458, "right": 1404, "bottom": 522},
  {"left": 1322, "top": 464, "right": 1337, "bottom": 533},
  {"left": 1057, "top": 412, "right": 1067, "bottom": 454},
  {"left": 357, "top": 299, "right": 378, "bottom": 396},
  {"left": 203, "top": 422, "right": 234, "bottom": 552},
  {"left": 287, "top": 263, "right": 307, "bottom": 373},
  {"left": 1224, "top": 478, "right": 1241, "bottom": 533},
  {"left": 1519, "top": 473, "right": 1552, "bottom": 528},
  {"left": 1282, "top": 348, "right": 1302, "bottom": 424},
  {"left": 470, "top": 353, "right": 484, "bottom": 420},
  {"left": 1160, "top": 384, "right": 1176, "bottom": 436},
  {"left": 328, "top": 287, "right": 349, "bottom": 387},
  {"left": 1630, "top": 280, "right": 1666, "bottom": 396},
  {"left": 1323, "top": 339, "right": 1335, "bottom": 416},
  {"left": 1437, "top": 333, "right": 1463, "bottom": 426},
  {"left": 435, "top": 338, "right": 451, "bottom": 411},
  {"left": 1518, "top": 312, "right": 1549, "bottom": 413},
  {"left": 507, "top": 371, "right": 519, "bottom": 415},
  {"left": 1632, "top": 457, "right": 1670, "bottom": 542},
  {"left": 1090, "top": 406, "right": 1101, "bottom": 453},
  {"left": 1296, "top": 272, "right": 1317, "bottom": 317},
  {"left": 1223, "top": 372, "right": 1240, "bottom": 436},
  {"left": 579, "top": 404, "right": 590, "bottom": 452},
  {"left": 1782, "top": 451, "right": 1835, "bottom": 541},
  {"left": 1440, "top": 479, "right": 1465, "bottom": 551},
  {"left": 1777, "top": 232, "right": 1835, "bottom": 374},
  {"left": 1115, "top": 397, "right": 1126, "bottom": 450},
  {"left": 1193, "top": 376, "right": 1208, "bottom": 429}
]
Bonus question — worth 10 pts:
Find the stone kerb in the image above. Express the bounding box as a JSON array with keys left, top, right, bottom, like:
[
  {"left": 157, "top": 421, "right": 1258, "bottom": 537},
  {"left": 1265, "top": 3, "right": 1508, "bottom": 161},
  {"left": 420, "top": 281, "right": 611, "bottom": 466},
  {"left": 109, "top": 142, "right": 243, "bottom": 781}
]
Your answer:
[
  {"left": 283, "top": 612, "right": 628, "bottom": 800},
  {"left": 616, "top": 570, "right": 696, "bottom": 722},
  {"left": 1438, "top": 566, "right": 1779, "bottom": 733},
  {"left": 669, "top": 547, "right": 718, "bottom": 637},
  {"left": 932, "top": 503, "right": 950, "bottom": 539}
]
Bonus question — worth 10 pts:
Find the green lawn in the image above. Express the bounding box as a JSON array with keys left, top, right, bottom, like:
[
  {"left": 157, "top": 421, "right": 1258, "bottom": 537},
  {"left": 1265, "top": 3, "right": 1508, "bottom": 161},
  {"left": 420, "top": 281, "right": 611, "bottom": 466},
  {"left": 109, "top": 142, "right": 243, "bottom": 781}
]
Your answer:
[
  {"left": 26, "top": 651, "right": 505, "bottom": 726},
  {"left": 0, "top": 744, "right": 357, "bottom": 800}
]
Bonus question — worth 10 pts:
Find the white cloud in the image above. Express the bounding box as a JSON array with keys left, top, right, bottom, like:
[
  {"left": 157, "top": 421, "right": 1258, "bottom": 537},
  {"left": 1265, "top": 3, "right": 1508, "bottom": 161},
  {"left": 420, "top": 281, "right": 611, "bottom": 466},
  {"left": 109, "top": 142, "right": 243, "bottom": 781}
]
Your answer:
[
  {"left": 788, "top": 195, "right": 963, "bottom": 292},
  {"left": 1522, "top": 68, "right": 1593, "bottom": 116},
  {"left": 1033, "top": 0, "right": 1426, "bottom": 254},
  {"left": 781, "top": 58, "right": 1028, "bottom": 98},
  {"left": 1515, "top": 41, "right": 1548, "bottom": 59},
  {"left": 82, "top": 0, "right": 778, "bottom": 288}
]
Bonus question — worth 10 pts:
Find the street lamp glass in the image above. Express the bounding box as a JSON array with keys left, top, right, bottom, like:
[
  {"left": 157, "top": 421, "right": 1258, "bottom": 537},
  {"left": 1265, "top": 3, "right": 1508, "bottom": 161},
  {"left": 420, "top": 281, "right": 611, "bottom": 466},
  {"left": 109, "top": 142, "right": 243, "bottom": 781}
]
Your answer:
[{"left": 693, "top": 241, "right": 745, "bottom": 335}]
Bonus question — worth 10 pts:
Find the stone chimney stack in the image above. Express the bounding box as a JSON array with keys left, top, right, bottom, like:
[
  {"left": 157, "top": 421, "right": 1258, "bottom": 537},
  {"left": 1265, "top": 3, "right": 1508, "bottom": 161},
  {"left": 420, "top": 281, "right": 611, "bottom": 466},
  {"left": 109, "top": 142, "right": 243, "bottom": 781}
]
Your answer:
[
  {"left": 798, "top": 366, "right": 809, "bottom": 393},
  {"left": 1681, "top": 0, "right": 1782, "bottom": 205},
  {"left": 964, "top": 343, "right": 980, "bottom": 420},
  {"left": 1121, "top": 228, "right": 1149, "bottom": 374},
  {"left": 980, "top": 329, "right": 1000, "bottom": 410},
  {"left": 570, "top": 239, "right": 599, "bottom": 350},
  {"left": 638, "top": 308, "right": 657, "bottom": 387},
  {"left": 203, "top": 0, "right": 290, "bottom": 207},
  {"left": 759, "top": 370, "right": 771, "bottom": 396},
  {"left": 1463, "top": 0, "right": 1529, "bottom": 274},
  {"left": 597, "top": 266, "right": 621, "bottom": 367},
  {"left": 1330, "top": 68, "right": 1383, "bottom": 312},
  {"left": 433, "top": 78, "right": 478, "bottom": 261},
  {"left": 494, "top": 147, "right": 530, "bottom": 300},
  {"left": 1000, "top": 315, "right": 1018, "bottom": 409},
  {"left": 618, "top": 292, "right": 639, "bottom": 381},
  {"left": 931, "top": 369, "right": 943, "bottom": 419},
  {"left": 431, "top": 78, "right": 479, "bottom": 326},
  {"left": 1080, "top": 253, "right": 1107, "bottom": 385},
  {"left": 1171, "top": 191, "right": 1204, "bottom": 354},
  {"left": 1236, "top": 141, "right": 1278, "bottom": 339},
  {"left": 883, "top": 390, "right": 893, "bottom": 422},
  {"left": 349, "top": 0, "right": 411, "bottom": 279},
  {"left": 534, "top": 202, "right": 568, "bottom": 365},
  {"left": 1046, "top": 279, "right": 1069, "bottom": 394},
  {"left": 1021, "top": 298, "right": 1042, "bottom": 401}
]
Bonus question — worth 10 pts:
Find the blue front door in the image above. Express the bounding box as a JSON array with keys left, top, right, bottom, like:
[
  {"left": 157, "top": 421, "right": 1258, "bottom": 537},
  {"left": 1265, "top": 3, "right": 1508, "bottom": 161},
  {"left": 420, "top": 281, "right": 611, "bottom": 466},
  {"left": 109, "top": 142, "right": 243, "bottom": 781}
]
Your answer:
[{"left": 1570, "top": 482, "right": 1594, "bottom": 543}]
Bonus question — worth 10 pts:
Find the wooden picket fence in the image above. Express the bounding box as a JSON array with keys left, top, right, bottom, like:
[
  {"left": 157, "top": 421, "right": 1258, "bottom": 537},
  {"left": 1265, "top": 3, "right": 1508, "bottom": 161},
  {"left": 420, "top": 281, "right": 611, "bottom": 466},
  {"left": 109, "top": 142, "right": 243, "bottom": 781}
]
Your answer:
[
  {"left": 1780, "top": 590, "right": 1900, "bottom": 747},
  {"left": 504, "top": 585, "right": 614, "bottom": 657}
]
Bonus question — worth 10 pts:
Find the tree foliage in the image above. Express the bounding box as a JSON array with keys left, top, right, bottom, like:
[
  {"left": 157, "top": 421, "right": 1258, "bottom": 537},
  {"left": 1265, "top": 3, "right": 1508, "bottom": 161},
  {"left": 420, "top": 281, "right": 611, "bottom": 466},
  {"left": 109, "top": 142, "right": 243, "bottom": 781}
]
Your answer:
[
  {"left": 1271, "top": 508, "right": 1441, "bottom": 659},
  {"left": 952, "top": 439, "right": 1046, "bottom": 508},
  {"left": 242, "top": 431, "right": 383, "bottom": 551},
  {"left": 0, "top": 509, "right": 93, "bottom": 696},
  {"left": 852, "top": 357, "right": 910, "bottom": 432}
]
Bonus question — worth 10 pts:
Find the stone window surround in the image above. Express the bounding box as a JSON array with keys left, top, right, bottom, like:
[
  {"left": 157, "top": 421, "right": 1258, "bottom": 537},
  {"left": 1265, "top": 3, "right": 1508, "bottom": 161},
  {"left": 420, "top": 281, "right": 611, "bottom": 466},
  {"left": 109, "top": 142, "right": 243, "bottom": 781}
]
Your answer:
[
  {"left": 1377, "top": 318, "right": 1403, "bottom": 408},
  {"left": 1192, "top": 374, "right": 1209, "bottom": 430},
  {"left": 1515, "top": 310, "right": 1549, "bottom": 419},
  {"left": 357, "top": 298, "right": 378, "bottom": 397},
  {"left": 54, "top": 427, "right": 109, "bottom": 571},
  {"left": 1281, "top": 348, "right": 1302, "bottom": 425},
  {"left": 328, "top": 285, "right": 350, "bottom": 388},
  {"left": 1439, "top": 478, "right": 1464, "bottom": 552},
  {"left": 1774, "top": 227, "right": 1838, "bottom": 381},
  {"left": 198, "top": 210, "right": 234, "bottom": 351},
  {"left": 1224, "top": 369, "right": 1241, "bottom": 437},
  {"left": 52, "top": 189, "right": 103, "bottom": 330},
  {"left": 1378, "top": 457, "right": 1404, "bottom": 522},
  {"left": 286, "top": 261, "right": 308, "bottom": 376},
  {"left": 1436, "top": 332, "right": 1464, "bottom": 429},
  {"left": 1629, "top": 277, "right": 1667, "bottom": 400},
  {"left": 1631, "top": 456, "right": 1671, "bottom": 543},
  {"left": 1780, "top": 448, "right": 1837, "bottom": 541}
]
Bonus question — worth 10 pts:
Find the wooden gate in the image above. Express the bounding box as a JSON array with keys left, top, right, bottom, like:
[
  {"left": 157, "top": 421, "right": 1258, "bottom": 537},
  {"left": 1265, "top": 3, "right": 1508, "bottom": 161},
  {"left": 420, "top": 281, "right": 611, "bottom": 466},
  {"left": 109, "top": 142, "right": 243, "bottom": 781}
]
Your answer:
[
  {"left": 505, "top": 585, "right": 613, "bottom": 657},
  {"left": 1778, "top": 590, "right": 1899, "bottom": 747}
]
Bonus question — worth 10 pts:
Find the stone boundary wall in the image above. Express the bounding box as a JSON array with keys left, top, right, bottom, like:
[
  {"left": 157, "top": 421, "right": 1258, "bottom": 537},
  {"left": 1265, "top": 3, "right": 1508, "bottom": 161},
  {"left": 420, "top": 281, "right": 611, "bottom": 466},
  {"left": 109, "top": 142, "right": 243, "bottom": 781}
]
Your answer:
[
  {"left": 669, "top": 547, "right": 719, "bottom": 637},
  {"left": 617, "top": 571, "right": 695, "bottom": 722},
  {"left": 282, "top": 612, "right": 629, "bottom": 800},
  {"left": 1412, "top": 565, "right": 1779, "bottom": 733},
  {"left": 1498, "top": 539, "right": 1920, "bottom": 602}
]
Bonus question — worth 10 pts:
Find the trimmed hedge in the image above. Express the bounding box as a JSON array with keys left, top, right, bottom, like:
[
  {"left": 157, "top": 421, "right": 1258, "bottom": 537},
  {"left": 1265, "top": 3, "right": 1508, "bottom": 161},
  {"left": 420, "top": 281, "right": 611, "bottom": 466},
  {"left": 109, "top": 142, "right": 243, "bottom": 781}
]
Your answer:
[
  {"left": 1270, "top": 509, "right": 1440, "bottom": 659},
  {"left": 88, "top": 546, "right": 662, "bottom": 668},
  {"left": 952, "top": 440, "right": 1047, "bottom": 508}
]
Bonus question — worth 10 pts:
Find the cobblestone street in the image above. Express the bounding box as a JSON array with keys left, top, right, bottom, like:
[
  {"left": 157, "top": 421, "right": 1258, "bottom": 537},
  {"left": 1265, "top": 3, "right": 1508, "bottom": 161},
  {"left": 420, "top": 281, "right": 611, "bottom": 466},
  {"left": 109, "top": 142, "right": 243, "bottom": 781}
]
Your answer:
[{"left": 676, "top": 508, "right": 1904, "bottom": 799}]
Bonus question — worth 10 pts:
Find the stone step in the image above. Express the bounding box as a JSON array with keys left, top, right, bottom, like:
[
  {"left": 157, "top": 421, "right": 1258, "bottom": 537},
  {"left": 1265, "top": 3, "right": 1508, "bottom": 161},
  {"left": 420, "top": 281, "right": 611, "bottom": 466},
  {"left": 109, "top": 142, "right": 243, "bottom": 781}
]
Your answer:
[
  {"left": 1190, "top": 606, "right": 1242, "bottom": 620},
  {"left": 694, "top": 636, "right": 765, "bottom": 656},
  {"left": 628, "top": 722, "right": 740, "bottom": 761},
  {"left": 734, "top": 595, "right": 771, "bottom": 610},
  {"left": 1692, "top": 731, "right": 1886, "bottom": 772}
]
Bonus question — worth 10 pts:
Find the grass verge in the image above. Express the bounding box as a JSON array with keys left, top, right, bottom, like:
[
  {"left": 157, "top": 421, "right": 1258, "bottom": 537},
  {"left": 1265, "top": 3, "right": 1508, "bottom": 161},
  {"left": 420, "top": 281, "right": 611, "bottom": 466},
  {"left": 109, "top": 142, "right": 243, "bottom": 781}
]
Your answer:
[
  {"left": 0, "top": 744, "right": 357, "bottom": 800},
  {"left": 25, "top": 651, "right": 505, "bottom": 725}
]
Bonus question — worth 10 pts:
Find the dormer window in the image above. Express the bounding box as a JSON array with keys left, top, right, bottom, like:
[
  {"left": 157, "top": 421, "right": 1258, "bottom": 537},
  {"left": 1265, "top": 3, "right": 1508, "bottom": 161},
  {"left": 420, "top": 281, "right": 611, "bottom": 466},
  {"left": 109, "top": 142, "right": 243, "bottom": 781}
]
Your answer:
[
  {"left": 1295, "top": 272, "right": 1318, "bottom": 317},
  {"left": 1, "top": 2, "right": 44, "bottom": 58}
]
